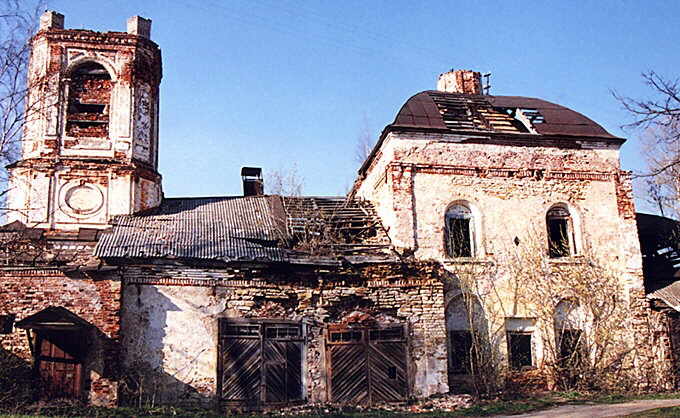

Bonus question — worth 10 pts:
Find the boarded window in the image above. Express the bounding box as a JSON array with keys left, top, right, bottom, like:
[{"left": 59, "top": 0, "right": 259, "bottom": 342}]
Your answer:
[
  {"left": 507, "top": 332, "right": 533, "bottom": 369},
  {"left": 66, "top": 62, "right": 112, "bottom": 138},
  {"left": 218, "top": 319, "right": 303, "bottom": 407},
  {"left": 445, "top": 204, "right": 473, "bottom": 257},
  {"left": 547, "top": 206, "right": 572, "bottom": 258}
]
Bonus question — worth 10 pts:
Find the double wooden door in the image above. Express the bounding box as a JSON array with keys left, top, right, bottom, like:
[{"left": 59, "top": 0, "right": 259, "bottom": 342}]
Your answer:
[
  {"left": 326, "top": 325, "right": 408, "bottom": 405},
  {"left": 218, "top": 319, "right": 303, "bottom": 407}
]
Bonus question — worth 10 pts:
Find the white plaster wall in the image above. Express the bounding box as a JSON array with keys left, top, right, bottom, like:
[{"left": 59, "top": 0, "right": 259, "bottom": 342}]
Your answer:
[{"left": 121, "top": 284, "right": 225, "bottom": 404}]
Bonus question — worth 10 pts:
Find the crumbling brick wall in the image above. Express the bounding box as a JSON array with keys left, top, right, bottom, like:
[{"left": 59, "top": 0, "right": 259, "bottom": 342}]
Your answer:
[
  {"left": 119, "top": 262, "right": 448, "bottom": 406},
  {"left": 0, "top": 268, "right": 122, "bottom": 406},
  {"left": 354, "top": 131, "right": 676, "bottom": 390}
]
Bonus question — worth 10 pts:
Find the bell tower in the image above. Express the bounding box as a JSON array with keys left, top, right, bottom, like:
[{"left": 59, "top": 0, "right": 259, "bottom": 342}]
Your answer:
[{"left": 6, "top": 11, "right": 163, "bottom": 230}]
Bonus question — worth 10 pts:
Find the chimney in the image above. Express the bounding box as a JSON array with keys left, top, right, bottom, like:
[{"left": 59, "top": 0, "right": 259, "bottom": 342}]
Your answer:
[
  {"left": 127, "top": 16, "right": 151, "bottom": 38},
  {"left": 437, "top": 70, "right": 482, "bottom": 95},
  {"left": 39, "top": 11, "right": 64, "bottom": 31},
  {"left": 241, "top": 167, "right": 264, "bottom": 196}
]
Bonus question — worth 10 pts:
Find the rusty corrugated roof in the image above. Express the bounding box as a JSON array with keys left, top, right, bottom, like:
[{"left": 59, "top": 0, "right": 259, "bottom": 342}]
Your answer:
[
  {"left": 95, "top": 196, "right": 288, "bottom": 262},
  {"left": 95, "top": 195, "right": 393, "bottom": 263}
]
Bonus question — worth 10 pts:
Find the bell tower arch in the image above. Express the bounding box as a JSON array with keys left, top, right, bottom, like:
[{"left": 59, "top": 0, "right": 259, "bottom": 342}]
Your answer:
[{"left": 6, "top": 11, "right": 163, "bottom": 230}]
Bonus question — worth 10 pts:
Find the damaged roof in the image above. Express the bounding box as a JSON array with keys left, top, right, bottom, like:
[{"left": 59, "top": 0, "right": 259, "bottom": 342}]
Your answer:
[
  {"left": 94, "top": 195, "right": 393, "bottom": 264},
  {"left": 393, "top": 91, "right": 620, "bottom": 139},
  {"left": 648, "top": 281, "right": 680, "bottom": 313},
  {"left": 95, "top": 196, "right": 287, "bottom": 262}
]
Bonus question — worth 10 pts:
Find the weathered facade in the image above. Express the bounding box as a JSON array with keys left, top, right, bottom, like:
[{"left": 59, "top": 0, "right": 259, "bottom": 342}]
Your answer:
[
  {"left": 350, "top": 74, "right": 675, "bottom": 390},
  {"left": 1, "top": 11, "right": 679, "bottom": 409},
  {"left": 6, "top": 11, "right": 162, "bottom": 231}
]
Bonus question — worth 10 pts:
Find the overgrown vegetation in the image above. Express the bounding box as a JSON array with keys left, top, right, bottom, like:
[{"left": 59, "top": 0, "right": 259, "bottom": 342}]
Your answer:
[
  {"left": 0, "top": 348, "right": 38, "bottom": 411},
  {"left": 444, "top": 225, "right": 656, "bottom": 398}
]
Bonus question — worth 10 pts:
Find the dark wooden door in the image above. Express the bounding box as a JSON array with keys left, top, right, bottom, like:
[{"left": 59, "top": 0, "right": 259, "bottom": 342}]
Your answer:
[
  {"left": 327, "top": 325, "right": 408, "bottom": 405},
  {"left": 218, "top": 320, "right": 303, "bottom": 407},
  {"left": 37, "top": 333, "right": 83, "bottom": 399}
]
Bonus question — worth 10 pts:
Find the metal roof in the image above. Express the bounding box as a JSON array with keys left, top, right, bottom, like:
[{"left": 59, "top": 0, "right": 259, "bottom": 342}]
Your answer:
[
  {"left": 95, "top": 196, "right": 288, "bottom": 262},
  {"left": 95, "top": 195, "right": 393, "bottom": 264},
  {"left": 393, "top": 91, "right": 619, "bottom": 139},
  {"left": 648, "top": 281, "right": 680, "bottom": 312}
]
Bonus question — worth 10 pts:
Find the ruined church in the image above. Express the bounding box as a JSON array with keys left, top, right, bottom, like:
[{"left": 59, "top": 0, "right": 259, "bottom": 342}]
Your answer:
[{"left": 1, "top": 11, "right": 680, "bottom": 408}]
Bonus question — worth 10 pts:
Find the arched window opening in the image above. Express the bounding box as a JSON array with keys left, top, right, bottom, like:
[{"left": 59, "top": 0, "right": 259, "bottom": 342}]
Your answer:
[
  {"left": 554, "top": 299, "right": 585, "bottom": 374},
  {"left": 66, "top": 62, "right": 112, "bottom": 138},
  {"left": 445, "top": 204, "right": 474, "bottom": 257},
  {"left": 547, "top": 205, "right": 574, "bottom": 258},
  {"left": 446, "top": 295, "right": 485, "bottom": 375}
]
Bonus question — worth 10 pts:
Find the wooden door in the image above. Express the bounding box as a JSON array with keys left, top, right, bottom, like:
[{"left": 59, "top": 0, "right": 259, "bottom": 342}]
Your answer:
[
  {"left": 37, "top": 333, "right": 83, "bottom": 399},
  {"left": 218, "top": 320, "right": 303, "bottom": 407},
  {"left": 327, "top": 330, "right": 368, "bottom": 404},
  {"left": 219, "top": 333, "right": 262, "bottom": 405},
  {"left": 327, "top": 325, "right": 408, "bottom": 405}
]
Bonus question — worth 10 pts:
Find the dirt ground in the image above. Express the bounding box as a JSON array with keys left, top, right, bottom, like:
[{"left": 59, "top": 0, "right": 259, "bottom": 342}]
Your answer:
[{"left": 496, "top": 398, "right": 680, "bottom": 418}]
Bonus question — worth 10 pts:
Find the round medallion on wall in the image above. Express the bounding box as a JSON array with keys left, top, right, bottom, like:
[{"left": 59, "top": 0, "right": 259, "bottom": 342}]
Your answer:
[{"left": 58, "top": 182, "right": 104, "bottom": 218}]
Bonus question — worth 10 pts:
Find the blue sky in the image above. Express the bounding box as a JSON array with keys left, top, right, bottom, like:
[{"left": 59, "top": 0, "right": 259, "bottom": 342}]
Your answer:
[{"left": 51, "top": 0, "right": 678, "bottom": 212}]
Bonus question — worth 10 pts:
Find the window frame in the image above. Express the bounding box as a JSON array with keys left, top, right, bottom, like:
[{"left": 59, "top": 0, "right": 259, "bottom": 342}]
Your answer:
[
  {"left": 546, "top": 204, "right": 576, "bottom": 258},
  {"left": 507, "top": 331, "right": 534, "bottom": 370},
  {"left": 64, "top": 61, "right": 113, "bottom": 139},
  {"left": 444, "top": 202, "right": 476, "bottom": 258}
]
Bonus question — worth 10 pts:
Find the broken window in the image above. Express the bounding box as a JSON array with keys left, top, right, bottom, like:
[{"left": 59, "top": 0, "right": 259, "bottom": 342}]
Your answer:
[
  {"left": 547, "top": 205, "right": 573, "bottom": 258},
  {"left": 66, "top": 62, "right": 112, "bottom": 138},
  {"left": 507, "top": 332, "right": 533, "bottom": 370},
  {"left": 446, "top": 295, "right": 486, "bottom": 376},
  {"left": 445, "top": 204, "right": 474, "bottom": 257},
  {"left": 554, "top": 299, "right": 586, "bottom": 375}
]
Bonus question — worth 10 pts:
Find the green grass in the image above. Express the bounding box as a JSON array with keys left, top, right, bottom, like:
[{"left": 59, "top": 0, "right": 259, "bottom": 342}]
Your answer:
[{"left": 2, "top": 392, "right": 680, "bottom": 418}]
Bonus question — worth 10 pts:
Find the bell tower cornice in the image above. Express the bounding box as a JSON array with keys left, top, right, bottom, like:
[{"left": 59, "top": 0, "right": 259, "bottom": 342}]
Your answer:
[{"left": 6, "top": 11, "right": 164, "bottom": 231}]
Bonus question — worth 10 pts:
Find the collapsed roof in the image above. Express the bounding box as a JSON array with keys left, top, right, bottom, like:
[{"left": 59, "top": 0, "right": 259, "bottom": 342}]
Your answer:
[
  {"left": 94, "top": 195, "right": 394, "bottom": 265},
  {"left": 359, "top": 90, "right": 624, "bottom": 176},
  {"left": 393, "top": 91, "right": 620, "bottom": 139}
]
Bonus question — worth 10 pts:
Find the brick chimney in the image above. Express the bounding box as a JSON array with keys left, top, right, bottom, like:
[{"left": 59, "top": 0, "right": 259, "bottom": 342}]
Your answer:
[
  {"left": 127, "top": 16, "right": 151, "bottom": 38},
  {"left": 437, "top": 70, "right": 482, "bottom": 95},
  {"left": 241, "top": 167, "right": 264, "bottom": 196},
  {"left": 39, "top": 11, "right": 64, "bottom": 31}
]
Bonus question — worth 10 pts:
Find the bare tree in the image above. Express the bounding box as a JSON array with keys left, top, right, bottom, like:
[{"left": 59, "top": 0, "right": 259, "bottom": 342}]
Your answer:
[
  {"left": 0, "top": 1, "right": 45, "bottom": 210},
  {"left": 265, "top": 163, "right": 304, "bottom": 196},
  {"left": 615, "top": 72, "right": 680, "bottom": 218},
  {"left": 354, "top": 115, "right": 375, "bottom": 166}
]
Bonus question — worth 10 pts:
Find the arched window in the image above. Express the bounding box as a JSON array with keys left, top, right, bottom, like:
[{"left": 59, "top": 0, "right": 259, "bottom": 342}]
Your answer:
[
  {"left": 446, "top": 295, "right": 486, "bottom": 375},
  {"left": 445, "top": 203, "right": 474, "bottom": 257},
  {"left": 546, "top": 205, "right": 574, "bottom": 258},
  {"left": 66, "top": 62, "right": 112, "bottom": 138},
  {"left": 554, "top": 299, "right": 585, "bottom": 372}
]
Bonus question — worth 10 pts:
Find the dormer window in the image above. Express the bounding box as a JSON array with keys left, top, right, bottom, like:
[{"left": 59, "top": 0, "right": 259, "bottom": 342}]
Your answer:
[
  {"left": 547, "top": 205, "right": 574, "bottom": 258},
  {"left": 445, "top": 203, "right": 474, "bottom": 257},
  {"left": 66, "top": 62, "right": 112, "bottom": 138}
]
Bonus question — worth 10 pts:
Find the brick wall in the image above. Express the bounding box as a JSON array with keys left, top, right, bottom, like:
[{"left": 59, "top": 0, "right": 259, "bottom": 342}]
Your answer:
[
  {"left": 0, "top": 268, "right": 122, "bottom": 406},
  {"left": 119, "top": 262, "right": 448, "bottom": 405}
]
